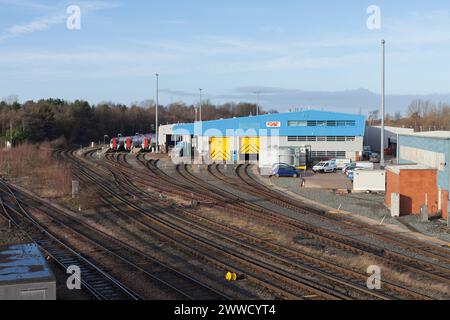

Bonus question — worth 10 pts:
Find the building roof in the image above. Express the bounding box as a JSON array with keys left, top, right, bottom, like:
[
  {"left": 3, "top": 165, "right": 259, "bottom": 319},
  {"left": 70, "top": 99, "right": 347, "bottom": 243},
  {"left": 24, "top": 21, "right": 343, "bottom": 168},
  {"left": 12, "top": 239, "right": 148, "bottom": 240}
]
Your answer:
[
  {"left": 368, "top": 126, "right": 415, "bottom": 134},
  {"left": 0, "top": 243, "right": 55, "bottom": 285},
  {"left": 387, "top": 164, "right": 435, "bottom": 174},
  {"left": 173, "top": 110, "right": 366, "bottom": 137},
  {"left": 400, "top": 130, "right": 450, "bottom": 139}
]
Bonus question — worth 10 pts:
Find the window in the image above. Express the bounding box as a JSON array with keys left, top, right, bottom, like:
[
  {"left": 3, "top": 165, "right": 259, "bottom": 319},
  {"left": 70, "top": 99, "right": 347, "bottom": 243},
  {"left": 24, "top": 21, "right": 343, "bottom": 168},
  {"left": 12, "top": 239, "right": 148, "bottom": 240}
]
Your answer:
[
  {"left": 288, "top": 136, "right": 307, "bottom": 142},
  {"left": 311, "top": 151, "right": 346, "bottom": 159},
  {"left": 316, "top": 121, "right": 327, "bottom": 127},
  {"left": 289, "top": 136, "right": 356, "bottom": 142},
  {"left": 288, "top": 120, "right": 307, "bottom": 127},
  {"left": 288, "top": 120, "right": 357, "bottom": 127}
]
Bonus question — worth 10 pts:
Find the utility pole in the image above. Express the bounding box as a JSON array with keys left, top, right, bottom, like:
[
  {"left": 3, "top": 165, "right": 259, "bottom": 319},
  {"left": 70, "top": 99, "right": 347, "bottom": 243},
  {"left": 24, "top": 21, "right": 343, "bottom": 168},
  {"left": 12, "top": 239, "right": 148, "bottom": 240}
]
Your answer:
[
  {"left": 199, "top": 88, "right": 203, "bottom": 122},
  {"left": 155, "top": 73, "right": 159, "bottom": 153},
  {"left": 380, "top": 39, "right": 386, "bottom": 168}
]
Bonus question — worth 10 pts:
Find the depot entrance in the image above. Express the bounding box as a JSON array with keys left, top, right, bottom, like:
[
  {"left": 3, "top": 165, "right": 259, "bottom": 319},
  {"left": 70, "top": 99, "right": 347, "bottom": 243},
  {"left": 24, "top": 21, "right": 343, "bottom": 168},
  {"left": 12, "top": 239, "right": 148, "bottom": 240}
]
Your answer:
[{"left": 240, "top": 137, "right": 260, "bottom": 162}]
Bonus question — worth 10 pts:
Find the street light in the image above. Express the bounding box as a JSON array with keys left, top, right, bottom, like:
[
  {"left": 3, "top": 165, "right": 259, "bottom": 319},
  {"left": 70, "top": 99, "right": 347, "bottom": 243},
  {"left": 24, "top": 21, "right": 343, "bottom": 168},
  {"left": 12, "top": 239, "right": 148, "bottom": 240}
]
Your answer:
[
  {"left": 155, "top": 73, "right": 159, "bottom": 153},
  {"left": 380, "top": 40, "right": 386, "bottom": 168},
  {"left": 199, "top": 88, "right": 203, "bottom": 122}
]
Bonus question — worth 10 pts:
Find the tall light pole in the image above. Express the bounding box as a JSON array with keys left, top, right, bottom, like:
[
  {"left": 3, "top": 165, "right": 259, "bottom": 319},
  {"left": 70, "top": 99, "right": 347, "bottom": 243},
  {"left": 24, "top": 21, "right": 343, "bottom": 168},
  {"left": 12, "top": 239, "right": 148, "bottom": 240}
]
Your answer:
[
  {"left": 199, "top": 88, "right": 203, "bottom": 122},
  {"left": 155, "top": 73, "right": 159, "bottom": 152},
  {"left": 254, "top": 91, "right": 260, "bottom": 116},
  {"left": 380, "top": 40, "right": 386, "bottom": 168}
]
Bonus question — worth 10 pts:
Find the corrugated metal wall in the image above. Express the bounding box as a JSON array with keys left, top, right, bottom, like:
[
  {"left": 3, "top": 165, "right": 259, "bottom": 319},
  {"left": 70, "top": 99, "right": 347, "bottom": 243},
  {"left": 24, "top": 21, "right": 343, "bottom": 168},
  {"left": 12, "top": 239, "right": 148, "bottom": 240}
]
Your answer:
[{"left": 398, "top": 135, "right": 450, "bottom": 191}]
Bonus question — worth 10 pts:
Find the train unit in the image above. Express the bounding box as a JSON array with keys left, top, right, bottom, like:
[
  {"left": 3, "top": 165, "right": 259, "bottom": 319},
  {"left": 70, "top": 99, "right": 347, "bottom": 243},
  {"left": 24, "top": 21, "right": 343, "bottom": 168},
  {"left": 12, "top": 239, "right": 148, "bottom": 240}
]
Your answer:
[
  {"left": 109, "top": 137, "right": 125, "bottom": 151},
  {"left": 109, "top": 134, "right": 156, "bottom": 152}
]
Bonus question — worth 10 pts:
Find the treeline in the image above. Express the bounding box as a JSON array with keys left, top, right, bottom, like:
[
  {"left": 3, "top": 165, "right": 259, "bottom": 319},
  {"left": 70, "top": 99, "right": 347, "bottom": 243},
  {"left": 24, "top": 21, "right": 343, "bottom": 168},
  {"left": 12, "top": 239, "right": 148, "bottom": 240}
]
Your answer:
[
  {"left": 368, "top": 100, "right": 450, "bottom": 131},
  {"left": 0, "top": 98, "right": 277, "bottom": 145}
]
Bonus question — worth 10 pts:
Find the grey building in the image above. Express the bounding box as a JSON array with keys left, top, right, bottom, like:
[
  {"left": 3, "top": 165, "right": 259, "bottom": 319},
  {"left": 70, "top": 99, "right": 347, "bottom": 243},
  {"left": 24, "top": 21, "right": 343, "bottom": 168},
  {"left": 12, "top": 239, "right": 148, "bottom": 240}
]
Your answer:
[{"left": 365, "top": 126, "right": 414, "bottom": 154}]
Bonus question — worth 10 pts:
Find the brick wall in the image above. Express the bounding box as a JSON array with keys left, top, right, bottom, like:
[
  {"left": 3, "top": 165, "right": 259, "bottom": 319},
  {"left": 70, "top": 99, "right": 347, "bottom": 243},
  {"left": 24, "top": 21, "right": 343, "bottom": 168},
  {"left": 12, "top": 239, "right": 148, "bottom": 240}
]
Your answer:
[
  {"left": 386, "top": 169, "right": 440, "bottom": 216},
  {"left": 386, "top": 170, "right": 400, "bottom": 209}
]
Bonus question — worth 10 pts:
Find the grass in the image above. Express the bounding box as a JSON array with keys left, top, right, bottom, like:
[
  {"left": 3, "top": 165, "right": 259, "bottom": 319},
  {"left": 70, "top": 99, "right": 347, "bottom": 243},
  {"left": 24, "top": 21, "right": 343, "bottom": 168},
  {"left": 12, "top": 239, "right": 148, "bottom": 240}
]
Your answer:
[{"left": 0, "top": 142, "right": 71, "bottom": 197}]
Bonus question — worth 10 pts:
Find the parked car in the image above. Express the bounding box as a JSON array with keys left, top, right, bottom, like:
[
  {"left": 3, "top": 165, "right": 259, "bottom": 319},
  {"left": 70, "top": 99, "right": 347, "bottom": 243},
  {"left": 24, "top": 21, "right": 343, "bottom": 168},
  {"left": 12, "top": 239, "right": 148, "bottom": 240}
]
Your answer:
[
  {"left": 343, "top": 162, "right": 375, "bottom": 175},
  {"left": 331, "top": 158, "right": 352, "bottom": 170},
  {"left": 369, "top": 152, "right": 381, "bottom": 163},
  {"left": 312, "top": 161, "right": 337, "bottom": 173},
  {"left": 270, "top": 163, "right": 301, "bottom": 178}
]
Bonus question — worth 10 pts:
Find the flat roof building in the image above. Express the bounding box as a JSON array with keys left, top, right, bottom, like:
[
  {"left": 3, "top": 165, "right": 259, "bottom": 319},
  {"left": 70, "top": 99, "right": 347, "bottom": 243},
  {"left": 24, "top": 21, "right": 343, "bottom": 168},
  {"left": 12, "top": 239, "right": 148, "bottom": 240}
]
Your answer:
[{"left": 166, "top": 110, "right": 365, "bottom": 172}]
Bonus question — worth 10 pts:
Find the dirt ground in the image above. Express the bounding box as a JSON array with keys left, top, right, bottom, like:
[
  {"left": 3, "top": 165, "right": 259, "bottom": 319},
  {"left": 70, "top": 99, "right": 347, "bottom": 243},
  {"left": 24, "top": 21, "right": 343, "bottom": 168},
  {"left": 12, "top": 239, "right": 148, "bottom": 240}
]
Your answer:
[{"left": 299, "top": 171, "right": 353, "bottom": 189}]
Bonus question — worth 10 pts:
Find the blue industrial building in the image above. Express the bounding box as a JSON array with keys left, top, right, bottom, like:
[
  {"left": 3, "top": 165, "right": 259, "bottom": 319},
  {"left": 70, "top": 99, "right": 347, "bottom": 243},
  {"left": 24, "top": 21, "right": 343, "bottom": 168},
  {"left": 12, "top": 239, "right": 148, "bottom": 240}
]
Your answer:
[
  {"left": 173, "top": 110, "right": 365, "bottom": 137},
  {"left": 163, "top": 110, "right": 365, "bottom": 166}
]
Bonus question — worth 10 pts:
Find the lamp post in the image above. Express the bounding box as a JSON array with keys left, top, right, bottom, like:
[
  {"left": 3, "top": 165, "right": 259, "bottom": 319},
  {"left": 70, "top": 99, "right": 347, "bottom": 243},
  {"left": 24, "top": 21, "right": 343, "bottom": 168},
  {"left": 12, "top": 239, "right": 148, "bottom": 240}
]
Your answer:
[
  {"left": 199, "top": 88, "right": 203, "bottom": 122},
  {"left": 380, "top": 40, "right": 386, "bottom": 168},
  {"left": 155, "top": 73, "right": 159, "bottom": 152}
]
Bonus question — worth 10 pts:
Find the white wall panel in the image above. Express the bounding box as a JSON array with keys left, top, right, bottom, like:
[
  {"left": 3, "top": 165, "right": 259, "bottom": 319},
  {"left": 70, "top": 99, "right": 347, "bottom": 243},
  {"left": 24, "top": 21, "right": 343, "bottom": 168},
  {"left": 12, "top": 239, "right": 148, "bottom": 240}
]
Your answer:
[{"left": 400, "top": 146, "right": 446, "bottom": 171}]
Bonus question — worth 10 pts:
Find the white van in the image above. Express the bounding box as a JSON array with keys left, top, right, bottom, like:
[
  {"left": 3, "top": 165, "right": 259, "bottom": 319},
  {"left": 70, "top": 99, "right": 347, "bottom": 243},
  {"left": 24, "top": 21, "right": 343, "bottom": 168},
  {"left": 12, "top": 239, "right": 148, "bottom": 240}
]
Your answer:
[{"left": 312, "top": 161, "right": 337, "bottom": 173}]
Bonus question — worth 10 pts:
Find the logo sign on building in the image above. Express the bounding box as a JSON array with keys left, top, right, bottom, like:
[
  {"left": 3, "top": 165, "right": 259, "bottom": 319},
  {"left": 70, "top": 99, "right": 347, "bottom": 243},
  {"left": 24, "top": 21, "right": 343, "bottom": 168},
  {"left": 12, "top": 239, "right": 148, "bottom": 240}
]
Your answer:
[{"left": 266, "top": 121, "right": 281, "bottom": 128}]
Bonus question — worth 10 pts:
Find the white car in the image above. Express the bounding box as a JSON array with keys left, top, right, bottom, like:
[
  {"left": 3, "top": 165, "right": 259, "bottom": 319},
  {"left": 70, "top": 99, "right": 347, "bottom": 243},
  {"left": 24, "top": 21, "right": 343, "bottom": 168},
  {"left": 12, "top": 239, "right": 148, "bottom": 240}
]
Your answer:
[
  {"left": 312, "top": 161, "right": 337, "bottom": 173},
  {"left": 332, "top": 158, "right": 351, "bottom": 170}
]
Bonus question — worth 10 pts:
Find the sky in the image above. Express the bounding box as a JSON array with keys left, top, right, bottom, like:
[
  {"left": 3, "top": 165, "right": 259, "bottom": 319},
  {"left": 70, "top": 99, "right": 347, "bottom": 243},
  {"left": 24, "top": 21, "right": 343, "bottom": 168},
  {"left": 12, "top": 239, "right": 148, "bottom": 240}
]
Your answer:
[{"left": 1, "top": 0, "right": 450, "bottom": 114}]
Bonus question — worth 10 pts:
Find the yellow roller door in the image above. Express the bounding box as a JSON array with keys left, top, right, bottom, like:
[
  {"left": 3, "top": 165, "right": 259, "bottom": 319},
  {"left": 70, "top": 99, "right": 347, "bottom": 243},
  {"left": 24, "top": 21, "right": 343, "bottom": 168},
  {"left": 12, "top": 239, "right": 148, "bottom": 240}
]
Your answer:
[
  {"left": 240, "top": 137, "right": 260, "bottom": 155},
  {"left": 210, "top": 137, "right": 231, "bottom": 161}
]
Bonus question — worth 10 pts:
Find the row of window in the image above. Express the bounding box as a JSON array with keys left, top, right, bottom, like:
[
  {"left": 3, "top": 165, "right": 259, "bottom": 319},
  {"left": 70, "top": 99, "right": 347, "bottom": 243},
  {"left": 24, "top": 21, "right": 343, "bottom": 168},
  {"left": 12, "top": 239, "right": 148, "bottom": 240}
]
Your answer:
[
  {"left": 311, "top": 151, "right": 346, "bottom": 159},
  {"left": 287, "top": 136, "right": 356, "bottom": 142},
  {"left": 287, "top": 120, "right": 356, "bottom": 127}
]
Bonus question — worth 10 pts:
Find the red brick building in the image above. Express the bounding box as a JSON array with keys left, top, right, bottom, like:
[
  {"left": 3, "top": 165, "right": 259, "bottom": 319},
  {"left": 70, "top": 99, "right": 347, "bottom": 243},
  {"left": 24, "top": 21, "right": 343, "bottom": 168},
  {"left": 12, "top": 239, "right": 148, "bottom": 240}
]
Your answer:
[{"left": 386, "top": 165, "right": 448, "bottom": 219}]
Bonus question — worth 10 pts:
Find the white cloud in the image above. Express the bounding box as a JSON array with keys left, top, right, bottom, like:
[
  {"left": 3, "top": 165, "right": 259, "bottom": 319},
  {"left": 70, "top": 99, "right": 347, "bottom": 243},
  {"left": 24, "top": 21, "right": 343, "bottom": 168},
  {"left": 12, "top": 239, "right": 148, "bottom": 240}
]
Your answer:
[
  {"left": 7, "top": 15, "right": 65, "bottom": 35},
  {"left": 0, "top": 0, "right": 53, "bottom": 10},
  {"left": 0, "top": 1, "right": 121, "bottom": 43}
]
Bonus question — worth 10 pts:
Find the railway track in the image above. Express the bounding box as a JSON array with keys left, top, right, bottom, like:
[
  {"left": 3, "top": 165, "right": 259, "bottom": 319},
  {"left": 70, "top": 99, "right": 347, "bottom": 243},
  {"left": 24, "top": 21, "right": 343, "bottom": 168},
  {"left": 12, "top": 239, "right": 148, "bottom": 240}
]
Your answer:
[
  {"left": 232, "top": 164, "right": 450, "bottom": 263},
  {"left": 2, "top": 178, "right": 232, "bottom": 300},
  {"left": 82, "top": 150, "right": 442, "bottom": 299},
  {"left": 66, "top": 150, "right": 349, "bottom": 299},
  {"left": 0, "top": 180, "right": 142, "bottom": 301},
  {"left": 168, "top": 162, "right": 450, "bottom": 285}
]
